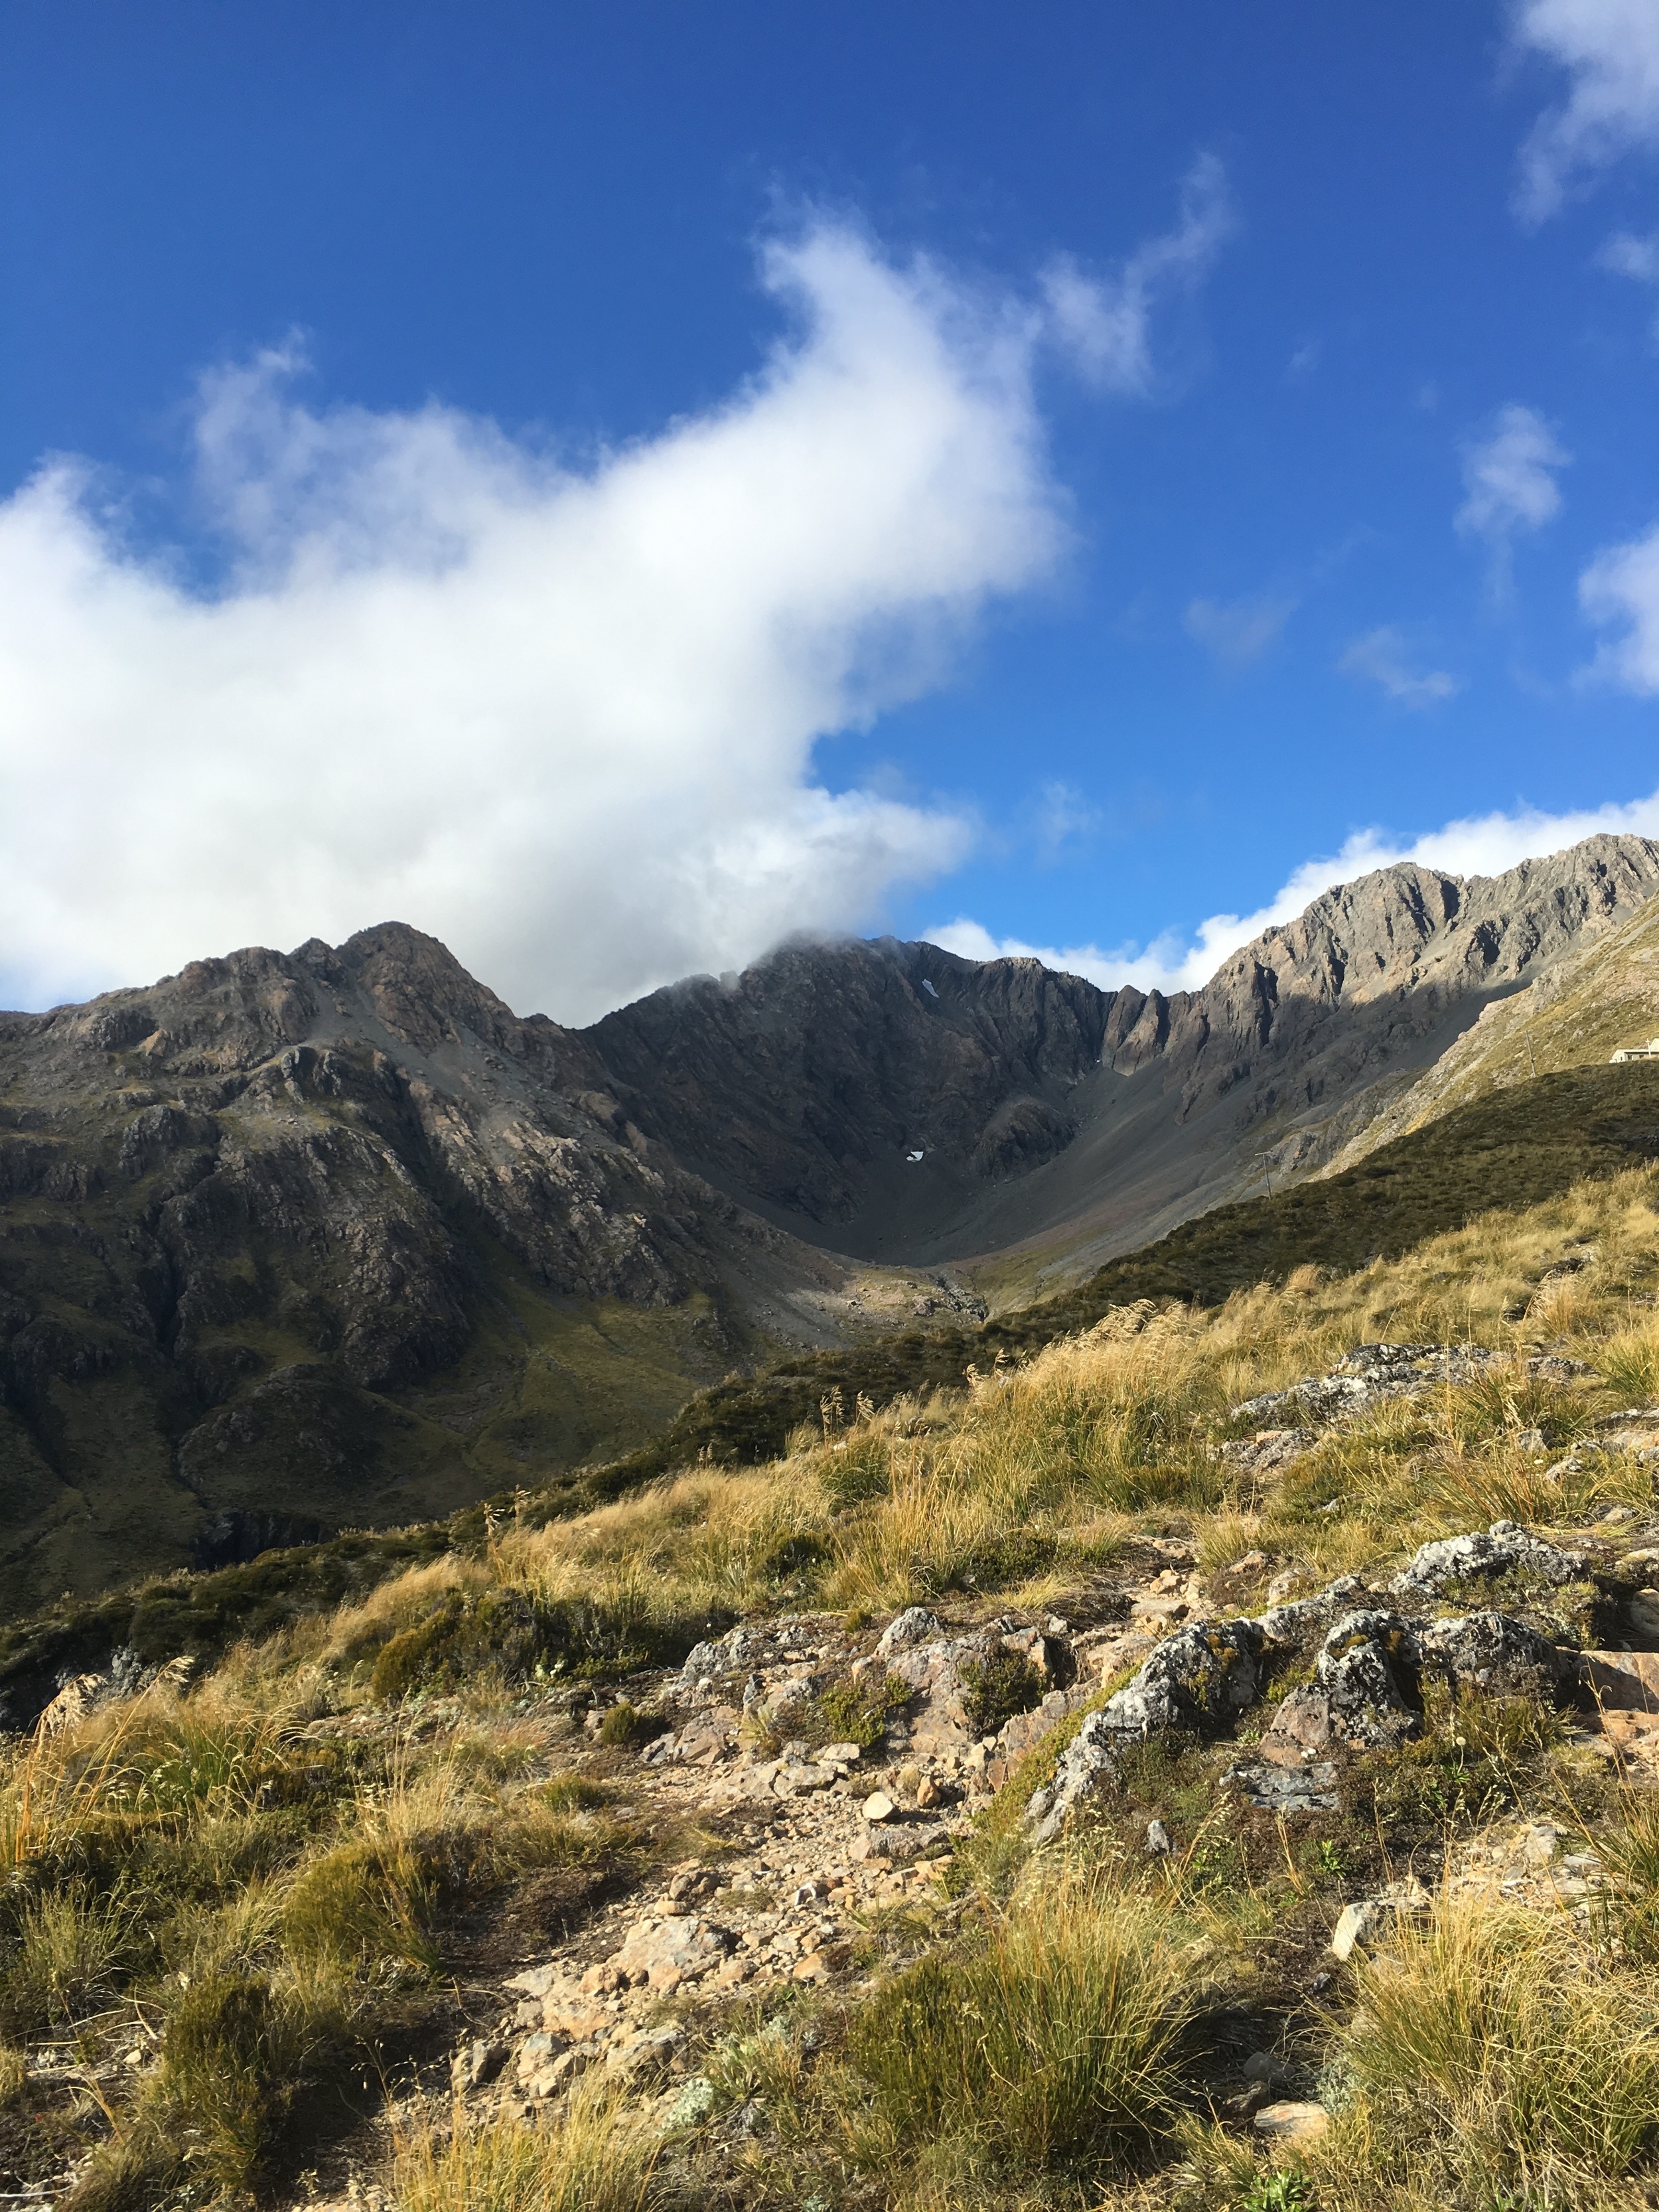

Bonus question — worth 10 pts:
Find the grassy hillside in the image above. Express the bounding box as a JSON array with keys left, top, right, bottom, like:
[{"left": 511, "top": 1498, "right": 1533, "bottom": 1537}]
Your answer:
[
  {"left": 3, "top": 1059, "right": 1654, "bottom": 1723},
  {"left": 3, "top": 1159, "right": 1659, "bottom": 2207},
  {"left": 587, "top": 1060, "right": 1659, "bottom": 1488}
]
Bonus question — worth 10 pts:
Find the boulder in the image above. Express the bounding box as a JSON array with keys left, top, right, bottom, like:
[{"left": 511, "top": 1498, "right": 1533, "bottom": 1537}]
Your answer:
[
  {"left": 1029, "top": 1617, "right": 1266, "bottom": 1840},
  {"left": 1389, "top": 1521, "right": 1584, "bottom": 1600},
  {"left": 1417, "top": 1611, "right": 1570, "bottom": 1698},
  {"left": 612, "top": 1915, "right": 735, "bottom": 1994},
  {"left": 1583, "top": 1651, "right": 1659, "bottom": 1712},
  {"left": 1316, "top": 1611, "right": 1419, "bottom": 1745},
  {"left": 1258, "top": 1686, "right": 1334, "bottom": 1761},
  {"left": 875, "top": 1607, "right": 942, "bottom": 1657},
  {"left": 1224, "top": 1758, "right": 1339, "bottom": 1814},
  {"left": 450, "top": 2038, "right": 507, "bottom": 2094},
  {"left": 1254, "top": 2101, "right": 1329, "bottom": 2142},
  {"left": 1329, "top": 1883, "right": 1427, "bottom": 1961}
]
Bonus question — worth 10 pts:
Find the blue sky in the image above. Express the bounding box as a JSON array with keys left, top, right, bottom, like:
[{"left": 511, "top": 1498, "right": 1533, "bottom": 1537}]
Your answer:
[{"left": 5, "top": 2, "right": 1659, "bottom": 1019}]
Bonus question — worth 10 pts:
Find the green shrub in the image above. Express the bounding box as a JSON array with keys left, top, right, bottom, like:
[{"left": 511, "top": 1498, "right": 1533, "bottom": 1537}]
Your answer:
[
  {"left": 958, "top": 1649, "right": 1045, "bottom": 1739},
  {"left": 809, "top": 1672, "right": 912, "bottom": 1752},
  {"left": 596, "top": 1702, "right": 666, "bottom": 1749}
]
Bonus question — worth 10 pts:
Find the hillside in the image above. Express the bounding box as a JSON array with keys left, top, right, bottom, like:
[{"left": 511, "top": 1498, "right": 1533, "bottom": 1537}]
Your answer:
[
  {"left": 5, "top": 1055, "right": 1656, "bottom": 1730},
  {"left": 1325, "top": 884, "right": 1659, "bottom": 1173},
  {"left": 0, "top": 927, "right": 964, "bottom": 1611},
  {"left": 3, "top": 1151, "right": 1659, "bottom": 2211},
  {"left": 5, "top": 830, "right": 1658, "bottom": 1611}
]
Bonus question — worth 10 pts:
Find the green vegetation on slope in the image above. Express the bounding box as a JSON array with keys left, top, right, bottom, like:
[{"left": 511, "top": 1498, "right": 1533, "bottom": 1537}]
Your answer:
[
  {"left": 591, "top": 1061, "right": 1659, "bottom": 1487},
  {"left": 5, "top": 1061, "right": 1655, "bottom": 1716},
  {"left": 4, "top": 1161, "right": 1659, "bottom": 2206}
]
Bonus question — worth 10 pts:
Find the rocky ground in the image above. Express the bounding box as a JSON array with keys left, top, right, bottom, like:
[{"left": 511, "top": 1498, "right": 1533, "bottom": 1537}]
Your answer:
[
  {"left": 279, "top": 1471, "right": 1659, "bottom": 2201},
  {"left": 10, "top": 1335, "right": 1659, "bottom": 2209}
]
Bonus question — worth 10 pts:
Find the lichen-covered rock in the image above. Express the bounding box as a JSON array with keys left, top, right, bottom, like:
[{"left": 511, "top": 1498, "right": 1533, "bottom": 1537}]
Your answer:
[
  {"left": 1417, "top": 1611, "right": 1571, "bottom": 1698},
  {"left": 1317, "top": 1610, "right": 1420, "bottom": 1744},
  {"left": 1389, "top": 1521, "right": 1585, "bottom": 1600},
  {"left": 1232, "top": 1343, "right": 1501, "bottom": 1431},
  {"left": 1029, "top": 1617, "right": 1266, "bottom": 1838},
  {"left": 876, "top": 1607, "right": 943, "bottom": 1657}
]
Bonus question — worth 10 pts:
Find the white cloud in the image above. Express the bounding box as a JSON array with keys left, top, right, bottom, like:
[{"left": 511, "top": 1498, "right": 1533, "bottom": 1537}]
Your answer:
[
  {"left": 1600, "top": 226, "right": 1659, "bottom": 279},
  {"left": 0, "top": 228, "right": 1084, "bottom": 1023},
  {"left": 1041, "top": 155, "right": 1234, "bottom": 396},
  {"left": 0, "top": 183, "right": 1236, "bottom": 1025},
  {"left": 1184, "top": 592, "right": 1295, "bottom": 670},
  {"left": 1581, "top": 520, "right": 1659, "bottom": 688},
  {"left": 932, "top": 788, "right": 1659, "bottom": 998},
  {"left": 1455, "top": 406, "right": 1570, "bottom": 585},
  {"left": 1513, "top": 0, "right": 1659, "bottom": 221},
  {"left": 1338, "top": 627, "right": 1464, "bottom": 709}
]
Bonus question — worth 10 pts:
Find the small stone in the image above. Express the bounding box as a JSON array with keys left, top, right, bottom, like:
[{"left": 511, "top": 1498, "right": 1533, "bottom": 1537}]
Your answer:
[
  {"left": 1629, "top": 1590, "right": 1659, "bottom": 1641},
  {"left": 451, "top": 2038, "right": 508, "bottom": 2094},
  {"left": 1254, "top": 2101, "right": 1328, "bottom": 2141},
  {"left": 1145, "top": 1818, "right": 1171, "bottom": 1855},
  {"left": 914, "top": 1773, "right": 942, "bottom": 1808},
  {"left": 1329, "top": 1884, "right": 1426, "bottom": 1960},
  {"left": 1522, "top": 1821, "right": 1559, "bottom": 1868},
  {"left": 504, "top": 1964, "right": 558, "bottom": 1999},
  {"left": 862, "top": 1791, "right": 897, "bottom": 1822},
  {"left": 1242, "top": 2051, "right": 1290, "bottom": 2086}
]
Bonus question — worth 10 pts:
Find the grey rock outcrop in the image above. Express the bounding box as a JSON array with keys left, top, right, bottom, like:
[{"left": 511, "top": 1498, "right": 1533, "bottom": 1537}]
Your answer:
[
  {"left": 1418, "top": 1611, "right": 1572, "bottom": 1698},
  {"left": 1317, "top": 1611, "right": 1421, "bottom": 1745},
  {"left": 1389, "top": 1522, "right": 1586, "bottom": 1600},
  {"left": 1232, "top": 1343, "right": 1503, "bottom": 1432},
  {"left": 1029, "top": 1619, "right": 1267, "bottom": 1839}
]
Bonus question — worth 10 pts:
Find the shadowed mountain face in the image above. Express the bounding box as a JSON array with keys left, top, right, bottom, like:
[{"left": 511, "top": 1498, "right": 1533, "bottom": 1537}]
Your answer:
[
  {"left": 0, "top": 926, "right": 952, "bottom": 1607},
  {"left": 591, "top": 834, "right": 1659, "bottom": 1283},
  {"left": 3, "top": 831, "right": 1657, "bottom": 1607}
]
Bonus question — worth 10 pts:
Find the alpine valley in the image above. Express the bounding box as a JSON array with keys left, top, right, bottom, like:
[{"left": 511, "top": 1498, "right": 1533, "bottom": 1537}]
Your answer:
[{"left": 3, "top": 828, "right": 1659, "bottom": 1611}]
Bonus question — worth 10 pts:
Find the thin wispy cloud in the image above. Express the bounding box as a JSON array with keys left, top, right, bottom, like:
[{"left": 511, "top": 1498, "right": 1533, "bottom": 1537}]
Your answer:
[
  {"left": 1455, "top": 403, "right": 1570, "bottom": 595},
  {"left": 1512, "top": 0, "right": 1659, "bottom": 222},
  {"left": 1339, "top": 627, "right": 1463, "bottom": 709},
  {"left": 0, "top": 188, "right": 1233, "bottom": 1023},
  {"left": 1184, "top": 592, "right": 1296, "bottom": 670},
  {"left": 1027, "top": 779, "right": 1102, "bottom": 865},
  {"left": 1581, "top": 520, "right": 1659, "bottom": 690},
  {"left": 1041, "top": 155, "right": 1234, "bottom": 396},
  {"left": 930, "top": 787, "right": 1659, "bottom": 998},
  {"left": 1597, "top": 226, "right": 1659, "bottom": 336}
]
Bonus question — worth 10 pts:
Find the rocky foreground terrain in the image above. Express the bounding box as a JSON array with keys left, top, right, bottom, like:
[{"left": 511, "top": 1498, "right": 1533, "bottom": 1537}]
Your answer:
[{"left": 5, "top": 1172, "right": 1659, "bottom": 2211}]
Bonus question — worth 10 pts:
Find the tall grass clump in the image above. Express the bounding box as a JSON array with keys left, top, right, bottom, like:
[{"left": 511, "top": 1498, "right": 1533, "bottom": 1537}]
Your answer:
[
  {"left": 1308, "top": 1899, "right": 1659, "bottom": 2210},
  {"left": 390, "top": 2087, "right": 668, "bottom": 2212},
  {"left": 839, "top": 1874, "right": 1190, "bottom": 2183}
]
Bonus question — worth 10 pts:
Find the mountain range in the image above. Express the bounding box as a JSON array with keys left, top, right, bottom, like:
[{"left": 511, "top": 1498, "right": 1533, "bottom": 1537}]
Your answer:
[{"left": 4, "top": 828, "right": 1658, "bottom": 1610}]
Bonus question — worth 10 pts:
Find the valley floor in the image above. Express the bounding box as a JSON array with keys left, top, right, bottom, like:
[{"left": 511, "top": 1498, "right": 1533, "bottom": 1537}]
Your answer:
[{"left": 10, "top": 1168, "right": 1659, "bottom": 2209}]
